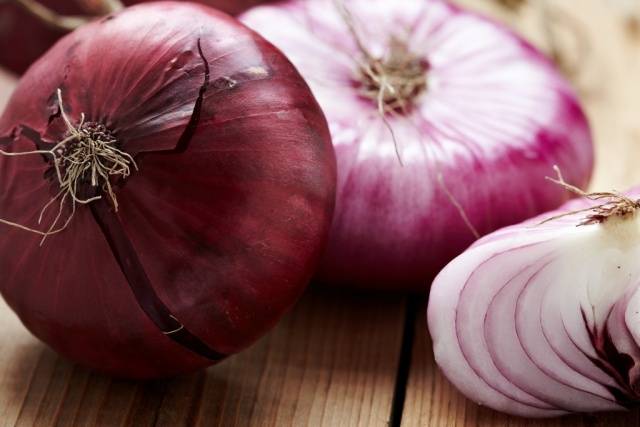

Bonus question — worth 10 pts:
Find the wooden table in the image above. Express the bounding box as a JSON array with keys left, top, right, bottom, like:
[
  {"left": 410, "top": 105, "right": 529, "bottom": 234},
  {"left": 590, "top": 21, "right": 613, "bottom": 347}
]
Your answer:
[{"left": 1, "top": 0, "right": 640, "bottom": 425}]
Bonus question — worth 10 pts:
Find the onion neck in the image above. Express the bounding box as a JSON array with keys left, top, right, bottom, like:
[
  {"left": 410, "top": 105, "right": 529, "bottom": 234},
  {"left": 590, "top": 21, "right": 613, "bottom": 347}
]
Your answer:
[
  {"left": 356, "top": 37, "right": 429, "bottom": 114},
  {"left": 334, "top": 1, "right": 428, "bottom": 114},
  {"left": 543, "top": 166, "right": 640, "bottom": 230}
]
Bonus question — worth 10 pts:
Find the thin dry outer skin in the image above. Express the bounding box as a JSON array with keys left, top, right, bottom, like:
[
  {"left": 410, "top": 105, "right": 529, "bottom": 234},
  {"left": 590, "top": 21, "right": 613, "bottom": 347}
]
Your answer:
[{"left": 0, "top": 2, "right": 336, "bottom": 379}]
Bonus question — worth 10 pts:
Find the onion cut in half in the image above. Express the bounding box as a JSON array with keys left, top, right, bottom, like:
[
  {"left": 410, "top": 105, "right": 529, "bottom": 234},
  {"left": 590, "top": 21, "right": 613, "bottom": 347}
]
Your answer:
[
  {"left": 0, "top": 2, "right": 336, "bottom": 379},
  {"left": 428, "top": 182, "right": 640, "bottom": 417},
  {"left": 240, "top": 0, "right": 594, "bottom": 291}
]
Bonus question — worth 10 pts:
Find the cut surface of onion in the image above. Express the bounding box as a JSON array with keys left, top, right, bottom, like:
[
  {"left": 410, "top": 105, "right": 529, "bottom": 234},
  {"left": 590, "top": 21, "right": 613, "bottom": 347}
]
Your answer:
[
  {"left": 0, "top": 2, "right": 336, "bottom": 379},
  {"left": 428, "top": 190, "right": 640, "bottom": 417},
  {"left": 240, "top": 0, "right": 594, "bottom": 290}
]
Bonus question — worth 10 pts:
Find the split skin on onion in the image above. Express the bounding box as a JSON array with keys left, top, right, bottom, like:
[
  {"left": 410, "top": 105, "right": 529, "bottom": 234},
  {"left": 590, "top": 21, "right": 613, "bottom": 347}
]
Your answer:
[
  {"left": 428, "top": 179, "right": 640, "bottom": 417},
  {"left": 0, "top": 2, "right": 336, "bottom": 379},
  {"left": 0, "top": 0, "right": 271, "bottom": 74},
  {"left": 241, "top": 0, "right": 594, "bottom": 291}
]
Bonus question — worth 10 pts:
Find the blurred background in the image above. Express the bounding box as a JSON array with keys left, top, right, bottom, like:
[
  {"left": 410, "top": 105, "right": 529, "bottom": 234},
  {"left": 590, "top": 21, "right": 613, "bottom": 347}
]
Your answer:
[{"left": 459, "top": 0, "right": 640, "bottom": 192}]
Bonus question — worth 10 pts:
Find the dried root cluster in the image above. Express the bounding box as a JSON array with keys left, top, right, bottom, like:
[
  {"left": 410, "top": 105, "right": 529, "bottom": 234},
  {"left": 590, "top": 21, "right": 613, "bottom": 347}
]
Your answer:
[{"left": 0, "top": 89, "right": 136, "bottom": 244}]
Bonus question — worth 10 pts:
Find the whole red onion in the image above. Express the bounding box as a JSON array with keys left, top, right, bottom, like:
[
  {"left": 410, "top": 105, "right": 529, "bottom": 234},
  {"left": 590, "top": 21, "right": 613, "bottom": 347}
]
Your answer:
[
  {"left": 241, "top": 0, "right": 594, "bottom": 291},
  {"left": 0, "top": 2, "right": 336, "bottom": 378},
  {"left": 428, "top": 184, "right": 640, "bottom": 417},
  {"left": 0, "top": 0, "right": 270, "bottom": 74}
]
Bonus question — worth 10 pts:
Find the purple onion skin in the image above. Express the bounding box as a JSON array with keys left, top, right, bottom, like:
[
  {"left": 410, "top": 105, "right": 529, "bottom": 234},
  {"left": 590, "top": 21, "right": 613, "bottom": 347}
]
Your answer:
[
  {"left": 428, "top": 192, "right": 640, "bottom": 417},
  {"left": 0, "top": 2, "right": 336, "bottom": 379},
  {"left": 241, "top": 0, "right": 594, "bottom": 291}
]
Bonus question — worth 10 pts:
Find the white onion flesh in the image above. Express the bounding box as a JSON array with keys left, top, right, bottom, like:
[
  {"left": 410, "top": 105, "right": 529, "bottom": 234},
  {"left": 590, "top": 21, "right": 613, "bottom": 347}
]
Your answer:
[{"left": 428, "top": 194, "right": 640, "bottom": 417}]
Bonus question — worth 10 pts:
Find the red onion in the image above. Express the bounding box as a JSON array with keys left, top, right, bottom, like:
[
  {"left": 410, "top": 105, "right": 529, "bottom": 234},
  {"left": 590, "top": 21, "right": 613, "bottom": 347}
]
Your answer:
[
  {"left": 428, "top": 178, "right": 640, "bottom": 417},
  {"left": 240, "top": 0, "right": 594, "bottom": 290},
  {"left": 0, "top": 0, "right": 270, "bottom": 74},
  {"left": 0, "top": 2, "right": 336, "bottom": 378}
]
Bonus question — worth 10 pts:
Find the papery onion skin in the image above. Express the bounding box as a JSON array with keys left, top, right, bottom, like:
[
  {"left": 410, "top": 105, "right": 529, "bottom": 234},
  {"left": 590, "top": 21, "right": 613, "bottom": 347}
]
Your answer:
[
  {"left": 240, "top": 0, "right": 594, "bottom": 291},
  {"left": 0, "top": 0, "right": 270, "bottom": 74},
  {"left": 428, "top": 192, "right": 640, "bottom": 417},
  {"left": 0, "top": 2, "right": 336, "bottom": 379}
]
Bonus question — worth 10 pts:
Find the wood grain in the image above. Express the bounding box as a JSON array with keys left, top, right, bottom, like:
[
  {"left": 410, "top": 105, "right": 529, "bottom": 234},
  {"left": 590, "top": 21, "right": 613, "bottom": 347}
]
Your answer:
[
  {"left": 3, "top": 0, "right": 640, "bottom": 425},
  {"left": 0, "top": 289, "right": 406, "bottom": 427}
]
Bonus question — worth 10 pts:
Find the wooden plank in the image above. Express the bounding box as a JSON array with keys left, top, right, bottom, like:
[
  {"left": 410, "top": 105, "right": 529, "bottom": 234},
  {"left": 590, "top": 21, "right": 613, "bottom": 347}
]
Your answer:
[
  {"left": 0, "top": 288, "right": 406, "bottom": 427},
  {"left": 402, "top": 0, "right": 640, "bottom": 425}
]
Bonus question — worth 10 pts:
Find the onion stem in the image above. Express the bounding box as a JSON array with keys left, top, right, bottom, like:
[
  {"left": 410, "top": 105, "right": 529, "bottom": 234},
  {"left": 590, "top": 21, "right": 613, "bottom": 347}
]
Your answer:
[{"left": 333, "top": 0, "right": 429, "bottom": 167}]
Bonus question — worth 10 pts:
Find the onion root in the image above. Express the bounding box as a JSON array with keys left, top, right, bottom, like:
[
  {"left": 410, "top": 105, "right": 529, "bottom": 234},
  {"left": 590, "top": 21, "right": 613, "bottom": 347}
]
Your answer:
[{"left": 0, "top": 88, "right": 137, "bottom": 244}]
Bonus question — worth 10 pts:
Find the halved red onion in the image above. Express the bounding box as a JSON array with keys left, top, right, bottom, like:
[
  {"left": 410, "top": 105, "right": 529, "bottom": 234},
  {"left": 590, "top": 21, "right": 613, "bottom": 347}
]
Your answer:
[
  {"left": 240, "top": 0, "right": 594, "bottom": 290},
  {"left": 0, "top": 0, "right": 270, "bottom": 74},
  {"left": 428, "top": 191, "right": 640, "bottom": 416},
  {"left": 0, "top": 2, "right": 336, "bottom": 379}
]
